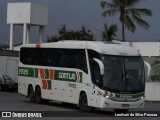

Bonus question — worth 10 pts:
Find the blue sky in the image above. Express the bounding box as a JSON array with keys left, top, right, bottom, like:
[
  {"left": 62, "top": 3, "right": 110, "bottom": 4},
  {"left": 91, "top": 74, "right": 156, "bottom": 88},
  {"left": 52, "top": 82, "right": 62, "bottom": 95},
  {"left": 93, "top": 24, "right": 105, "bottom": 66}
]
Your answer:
[{"left": 0, "top": 0, "right": 160, "bottom": 44}]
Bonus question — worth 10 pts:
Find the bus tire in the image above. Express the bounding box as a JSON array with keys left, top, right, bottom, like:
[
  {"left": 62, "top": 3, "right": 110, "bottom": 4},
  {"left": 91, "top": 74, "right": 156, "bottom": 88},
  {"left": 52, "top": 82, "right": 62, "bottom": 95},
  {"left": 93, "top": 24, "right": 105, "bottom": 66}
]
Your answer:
[
  {"left": 79, "top": 93, "right": 93, "bottom": 111},
  {"left": 35, "top": 87, "right": 42, "bottom": 104},
  {"left": 29, "top": 86, "right": 35, "bottom": 103},
  {"left": 0, "top": 86, "right": 3, "bottom": 91},
  {"left": 114, "top": 109, "right": 128, "bottom": 113}
]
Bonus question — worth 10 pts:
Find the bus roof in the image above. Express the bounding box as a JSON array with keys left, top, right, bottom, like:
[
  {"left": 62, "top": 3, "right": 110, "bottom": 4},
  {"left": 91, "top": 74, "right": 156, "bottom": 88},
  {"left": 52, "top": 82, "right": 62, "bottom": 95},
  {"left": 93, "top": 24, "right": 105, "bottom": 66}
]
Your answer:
[{"left": 22, "top": 41, "right": 140, "bottom": 56}]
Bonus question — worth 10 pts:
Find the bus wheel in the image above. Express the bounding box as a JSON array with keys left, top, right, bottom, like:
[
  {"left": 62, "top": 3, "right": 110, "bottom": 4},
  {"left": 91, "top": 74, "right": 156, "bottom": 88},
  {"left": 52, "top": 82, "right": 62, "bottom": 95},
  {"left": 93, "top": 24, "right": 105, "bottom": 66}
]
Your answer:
[
  {"left": 114, "top": 109, "right": 128, "bottom": 113},
  {"left": 79, "top": 93, "right": 93, "bottom": 111},
  {"left": 29, "top": 86, "right": 35, "bottom": 103},
  {"left": 0, "top": 86, "right": 3, "bottom": 91},
  {"left": 35, "top": 87, "right": 42, "bottom": 104}
]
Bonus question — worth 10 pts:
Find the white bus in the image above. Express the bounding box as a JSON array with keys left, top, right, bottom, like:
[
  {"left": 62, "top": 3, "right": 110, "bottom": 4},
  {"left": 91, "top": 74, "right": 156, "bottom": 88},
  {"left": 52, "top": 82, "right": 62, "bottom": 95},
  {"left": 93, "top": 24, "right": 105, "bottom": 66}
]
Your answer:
[{"left": 18, "top": 41, "right": 145, "bottom": 112}]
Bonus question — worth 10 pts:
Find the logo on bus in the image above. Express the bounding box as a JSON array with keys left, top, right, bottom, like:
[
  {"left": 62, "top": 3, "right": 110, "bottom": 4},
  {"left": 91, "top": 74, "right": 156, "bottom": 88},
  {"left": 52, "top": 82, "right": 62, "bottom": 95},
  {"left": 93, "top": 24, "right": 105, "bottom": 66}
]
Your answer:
[
  {"left": 59, "top": 72, "right": 76, "bottom": 80},
  {"left": 19, "top": 69, "right": 28, "bottom": 75},
  {"left": 56, "top": 71, "right": 82, "bottom": 82},
  {"left": 120, "top": 95, "right": 132, "bottom": 99}
]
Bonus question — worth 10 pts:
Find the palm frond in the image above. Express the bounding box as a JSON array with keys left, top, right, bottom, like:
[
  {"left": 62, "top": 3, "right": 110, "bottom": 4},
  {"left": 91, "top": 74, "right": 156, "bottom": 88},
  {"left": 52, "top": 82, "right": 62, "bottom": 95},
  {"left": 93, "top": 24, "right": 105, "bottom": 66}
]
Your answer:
[
  {"left": 102, "top": 9, "right": 119, "bottom": 17},
  {"left": 101, "top": 1, "right": 116, "bottom": 9},
  {"left": 125, "top": 0, "right": 142, "bottom": 7},
  {"left": 126, "top": 9, "right": 141, "bottom": 17},
  {"left": 122, "top": 14, "right": 136, "bottom": 32},
  {"left": 127, "top": 8, "right": 152, "bottom": 16},
  {"left": 131, "top": 14, "right": 150, "bottom": 29},
  {"left": 108, "top": 24, "right": 118, "bottom": 37},
  {"left": 104, "top": 24, "right": 108, "bottom": 31},
  {"left": 102, "top": 24, "right": 118, "bottom": 41}
]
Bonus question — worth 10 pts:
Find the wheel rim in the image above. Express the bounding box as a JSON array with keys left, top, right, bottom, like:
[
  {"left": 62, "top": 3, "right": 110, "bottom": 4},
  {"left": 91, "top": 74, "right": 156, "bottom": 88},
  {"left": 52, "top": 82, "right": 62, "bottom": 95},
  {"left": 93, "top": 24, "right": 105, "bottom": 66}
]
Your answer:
[
  {"left": 29, "top": 87, "right": 35, "bottom": 102},
  {"left": 82, "top": 97, "right": 87, "bottom": 106},
  {"left": 30, "top": 88, "right": 33, "bottom": 99},
  {"left": 36, "top": 88, "right": 41, "bottom": 103}
]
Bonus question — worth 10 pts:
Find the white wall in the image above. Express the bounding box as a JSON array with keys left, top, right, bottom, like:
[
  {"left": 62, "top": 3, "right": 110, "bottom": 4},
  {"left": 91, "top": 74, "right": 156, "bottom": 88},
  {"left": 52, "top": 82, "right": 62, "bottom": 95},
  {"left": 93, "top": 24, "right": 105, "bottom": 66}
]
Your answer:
[
  {"left": 0, "top": 56, "right": 19, "bottom": 83},
  {"left": 131, "top": 42, "right": 160, "bottom": 57},
  {"left": 145, "top": 82, "right": 160, "bottom": 101},
  {"left": 114, "top": 41, "right": 160, "bottom": 57}
]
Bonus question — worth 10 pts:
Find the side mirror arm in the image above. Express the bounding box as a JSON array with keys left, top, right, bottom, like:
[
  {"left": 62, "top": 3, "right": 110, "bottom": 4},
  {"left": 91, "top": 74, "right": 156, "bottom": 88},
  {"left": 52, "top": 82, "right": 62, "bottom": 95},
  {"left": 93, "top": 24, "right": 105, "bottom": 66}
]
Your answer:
[{"left": 93, "top": 58, "right": 104, "bottom": 75}]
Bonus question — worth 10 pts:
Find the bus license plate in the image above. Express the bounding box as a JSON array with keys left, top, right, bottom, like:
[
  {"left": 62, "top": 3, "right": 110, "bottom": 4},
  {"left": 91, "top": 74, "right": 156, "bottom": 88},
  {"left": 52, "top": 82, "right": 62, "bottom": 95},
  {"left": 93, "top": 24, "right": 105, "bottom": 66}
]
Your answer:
[{"left": 122, "top": 104, "right": 129, "bottom": 107}]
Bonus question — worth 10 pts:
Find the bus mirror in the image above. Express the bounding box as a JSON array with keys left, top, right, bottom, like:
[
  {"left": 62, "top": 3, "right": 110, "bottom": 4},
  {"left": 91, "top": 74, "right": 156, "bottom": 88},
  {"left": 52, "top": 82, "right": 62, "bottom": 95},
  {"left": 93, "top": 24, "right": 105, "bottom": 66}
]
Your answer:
[
  {"left": 93, "top": 58, "right": 104, "bottom": 75},
  {"left": 144, "top": 61, "right": 151, "bottom": 81}
]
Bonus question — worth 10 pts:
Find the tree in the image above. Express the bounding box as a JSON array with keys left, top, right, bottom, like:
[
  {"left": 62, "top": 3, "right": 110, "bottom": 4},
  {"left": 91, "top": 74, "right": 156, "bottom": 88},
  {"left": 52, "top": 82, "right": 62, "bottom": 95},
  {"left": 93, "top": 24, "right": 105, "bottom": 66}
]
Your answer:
[
  {"left": 47, "top": 25, "right": 94, "bottom": 42},
  {"left": 151, "top": 57, "right": 160, "bottom": 81},
  {"left": 102, "top": 24, "right": 118, "bottom": 41},
  {"left": 101, "top": 0, "right": 152, "bottom": 41}
]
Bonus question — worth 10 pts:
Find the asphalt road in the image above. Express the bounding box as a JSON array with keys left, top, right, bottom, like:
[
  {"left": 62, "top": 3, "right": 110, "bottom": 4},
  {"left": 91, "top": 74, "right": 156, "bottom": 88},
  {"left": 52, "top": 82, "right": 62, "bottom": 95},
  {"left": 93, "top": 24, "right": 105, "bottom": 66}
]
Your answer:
[{"left": 0, "top": 91, "right": 160, "bottom": 120}]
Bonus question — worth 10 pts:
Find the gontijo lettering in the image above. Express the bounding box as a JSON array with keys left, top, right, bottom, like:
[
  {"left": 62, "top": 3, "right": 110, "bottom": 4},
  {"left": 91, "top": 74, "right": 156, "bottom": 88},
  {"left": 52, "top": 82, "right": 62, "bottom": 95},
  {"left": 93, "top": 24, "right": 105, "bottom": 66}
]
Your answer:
[{"left": 59, "top": 72, "right": 76, "bottom": 80}]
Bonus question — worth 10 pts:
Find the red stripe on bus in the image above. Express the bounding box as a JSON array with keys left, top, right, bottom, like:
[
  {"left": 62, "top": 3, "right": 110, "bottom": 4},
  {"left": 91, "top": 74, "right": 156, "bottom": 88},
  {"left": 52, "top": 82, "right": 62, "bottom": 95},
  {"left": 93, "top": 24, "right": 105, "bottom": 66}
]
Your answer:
[
  {"left": 36, "top": 44, "right": 41, "bottom": 48},
  {"left": 39, "top": 69, "right": 45, "bottom": 79},
  {"left": 50, "top": 69, "right": 54, "bottom": 80},
  {"left": 42, "top": 80, "right": 47, "bottom": 89}
]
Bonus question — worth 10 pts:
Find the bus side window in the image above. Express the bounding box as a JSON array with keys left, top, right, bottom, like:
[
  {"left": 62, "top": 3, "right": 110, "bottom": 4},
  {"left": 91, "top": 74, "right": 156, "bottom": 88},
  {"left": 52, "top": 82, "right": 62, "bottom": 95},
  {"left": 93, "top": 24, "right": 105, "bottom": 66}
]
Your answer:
[{"left": 79, "top": 51, "right": 87, "bottom": 73}]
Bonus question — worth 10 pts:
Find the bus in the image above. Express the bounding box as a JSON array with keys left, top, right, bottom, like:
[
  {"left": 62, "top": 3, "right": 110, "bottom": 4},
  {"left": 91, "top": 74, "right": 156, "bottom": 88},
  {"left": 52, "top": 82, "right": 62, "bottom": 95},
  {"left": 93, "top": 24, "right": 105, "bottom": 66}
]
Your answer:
[{"left": 18, "top": 41, "right": 145, "bottom": 112}]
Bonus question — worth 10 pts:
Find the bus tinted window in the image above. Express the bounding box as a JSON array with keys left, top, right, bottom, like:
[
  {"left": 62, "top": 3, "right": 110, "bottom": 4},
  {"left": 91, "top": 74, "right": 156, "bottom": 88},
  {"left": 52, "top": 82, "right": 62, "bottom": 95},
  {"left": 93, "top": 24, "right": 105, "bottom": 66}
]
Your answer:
[
  {"left": 88, "top": 50, "right": 100, "bottom": 85},
  {"left": 20, "top": 48, "right": 88, "bottom": 73}
]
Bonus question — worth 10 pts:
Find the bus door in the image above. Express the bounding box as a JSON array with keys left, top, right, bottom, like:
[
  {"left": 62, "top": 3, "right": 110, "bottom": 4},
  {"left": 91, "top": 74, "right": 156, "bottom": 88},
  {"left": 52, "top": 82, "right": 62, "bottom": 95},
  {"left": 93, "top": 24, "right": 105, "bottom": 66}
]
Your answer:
[{"left": 90, "top": 59, "right": 101, "bottom": 107}]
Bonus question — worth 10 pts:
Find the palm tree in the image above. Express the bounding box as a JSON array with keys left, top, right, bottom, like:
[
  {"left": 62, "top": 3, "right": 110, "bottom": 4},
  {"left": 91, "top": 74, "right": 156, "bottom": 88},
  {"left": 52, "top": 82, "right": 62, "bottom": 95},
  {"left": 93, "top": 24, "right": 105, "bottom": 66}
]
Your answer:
[
  {"left": 102, "top": 24, "right": 118, "bottom": 41},
  {"left": 101, "top": 0, "right": 152, "bottom": 41}
]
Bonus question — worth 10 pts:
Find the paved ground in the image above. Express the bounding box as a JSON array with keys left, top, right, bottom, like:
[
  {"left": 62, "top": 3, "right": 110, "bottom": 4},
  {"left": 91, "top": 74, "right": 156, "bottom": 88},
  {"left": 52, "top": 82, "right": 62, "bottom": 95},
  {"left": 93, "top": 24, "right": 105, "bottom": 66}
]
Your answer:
[{"left": 0, "top": 91, "right": 160, "bottom": 120}]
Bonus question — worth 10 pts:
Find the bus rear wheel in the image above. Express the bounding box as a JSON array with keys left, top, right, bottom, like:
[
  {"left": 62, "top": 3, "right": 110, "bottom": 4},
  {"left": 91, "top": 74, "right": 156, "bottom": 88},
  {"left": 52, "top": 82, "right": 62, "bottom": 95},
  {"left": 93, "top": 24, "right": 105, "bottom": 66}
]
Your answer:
[
  {"left": 35, "top": 87, "right": 49, "bottom": 104},
  {"left": 29, "top": 86, "right": 35, "bottom": 103},
  {"left": 35, "top": 87, "right": 42, "bottom": 104},
  {"left": 79, "top": 93, "right": 93, "bottom": 111}
]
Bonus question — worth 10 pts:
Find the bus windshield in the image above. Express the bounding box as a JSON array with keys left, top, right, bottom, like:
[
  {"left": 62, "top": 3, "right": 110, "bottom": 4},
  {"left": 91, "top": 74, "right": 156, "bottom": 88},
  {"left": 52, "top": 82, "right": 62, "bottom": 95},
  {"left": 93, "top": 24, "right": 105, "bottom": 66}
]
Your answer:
[{"left": 101, "top": 55, "right": 145, "bottom": 93}]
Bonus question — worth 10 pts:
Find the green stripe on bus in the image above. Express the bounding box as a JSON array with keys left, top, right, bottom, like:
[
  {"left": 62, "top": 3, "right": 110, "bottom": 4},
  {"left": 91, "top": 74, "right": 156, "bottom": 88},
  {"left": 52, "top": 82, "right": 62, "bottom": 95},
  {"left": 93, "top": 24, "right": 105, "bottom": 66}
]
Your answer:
[
  {"left": 47, "top": 80, "right": 51, "bottom": 90},
  {"left": 18, "top": 67, "right": 83, "bottom": 83},
  {"left": 34, "top": 68, "right": 38, "bottom": 78},
  {"left": 45, "top": 69, "right": 49, "bottom": 79},
  {"left": 18, "top": 67, "right": 34, "bottom": 77}
]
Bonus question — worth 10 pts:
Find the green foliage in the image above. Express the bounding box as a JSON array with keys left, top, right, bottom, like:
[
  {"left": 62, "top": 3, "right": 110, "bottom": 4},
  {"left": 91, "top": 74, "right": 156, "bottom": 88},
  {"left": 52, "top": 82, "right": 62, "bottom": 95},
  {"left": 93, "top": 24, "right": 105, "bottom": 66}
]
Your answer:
[
  {"left": 151, "top": 75, "right": 160, "bottom": 81},
  {"left": 101, "top": 0, "right": 152, "bottom": 41},
  {"left": 152, "top": 60, "right": 160, "bottom": 66},
  {"left": 102, "top": 24, "right": 118, "bottom": 41},
  {"left": 151, "top": 57, "right": 160, "bottom": 81},
  {"left": 47, "top": 25, "right": 94, "bottom": 42}
]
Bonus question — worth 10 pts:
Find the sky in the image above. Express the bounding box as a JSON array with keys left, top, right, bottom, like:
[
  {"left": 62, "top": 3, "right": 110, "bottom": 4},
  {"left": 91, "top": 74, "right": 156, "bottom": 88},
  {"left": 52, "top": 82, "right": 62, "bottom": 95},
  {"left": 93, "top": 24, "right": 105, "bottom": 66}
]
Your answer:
[{"left": 0, "top": 0, "right": 160, "bottom": 45}]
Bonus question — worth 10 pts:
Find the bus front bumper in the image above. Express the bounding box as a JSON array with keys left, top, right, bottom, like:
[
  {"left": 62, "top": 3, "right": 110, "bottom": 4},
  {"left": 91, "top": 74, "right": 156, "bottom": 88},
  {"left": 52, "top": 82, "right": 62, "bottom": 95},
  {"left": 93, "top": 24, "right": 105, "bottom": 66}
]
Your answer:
[{"left": 101, "top": 98, "right": 145, "bottom": 109}]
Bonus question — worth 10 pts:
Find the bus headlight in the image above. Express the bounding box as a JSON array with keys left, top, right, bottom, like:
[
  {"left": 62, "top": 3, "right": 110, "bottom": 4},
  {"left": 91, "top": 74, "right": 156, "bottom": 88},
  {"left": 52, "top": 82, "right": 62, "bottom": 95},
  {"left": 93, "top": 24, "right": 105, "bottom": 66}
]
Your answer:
[{"left": 106, "top": 96, "right": 109, "bottom": 99}]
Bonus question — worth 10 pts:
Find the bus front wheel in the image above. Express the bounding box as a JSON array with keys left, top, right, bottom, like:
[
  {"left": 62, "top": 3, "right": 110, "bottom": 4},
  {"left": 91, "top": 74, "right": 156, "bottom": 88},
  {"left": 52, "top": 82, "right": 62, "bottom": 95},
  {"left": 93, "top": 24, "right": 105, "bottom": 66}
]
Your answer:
[{"left": 79, "top": 93, "right": 93, "bottom": 111}]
